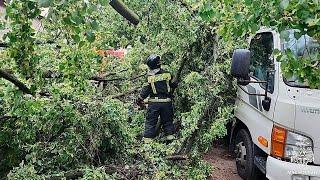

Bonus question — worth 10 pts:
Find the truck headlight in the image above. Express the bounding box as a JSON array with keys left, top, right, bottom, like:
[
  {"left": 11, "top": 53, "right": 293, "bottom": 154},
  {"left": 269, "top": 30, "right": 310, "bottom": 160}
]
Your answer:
[
  {"left": 271, "top": 125, "right": 314, "bottom": 165},
  {"left": 285, "top": 131, "right": 314, "bottom": 164}
]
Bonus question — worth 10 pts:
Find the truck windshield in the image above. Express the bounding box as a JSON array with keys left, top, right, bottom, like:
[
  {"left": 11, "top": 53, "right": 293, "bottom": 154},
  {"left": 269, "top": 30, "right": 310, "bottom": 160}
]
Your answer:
[{"left": 281, "top": 30, "right": 319, "bottom": 89}]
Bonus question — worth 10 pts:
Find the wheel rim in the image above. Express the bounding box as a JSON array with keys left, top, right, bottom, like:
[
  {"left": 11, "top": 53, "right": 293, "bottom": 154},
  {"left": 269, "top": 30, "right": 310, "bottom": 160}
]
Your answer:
[{"left": 235, "top": 141, "right": 247, "bottom": 169}]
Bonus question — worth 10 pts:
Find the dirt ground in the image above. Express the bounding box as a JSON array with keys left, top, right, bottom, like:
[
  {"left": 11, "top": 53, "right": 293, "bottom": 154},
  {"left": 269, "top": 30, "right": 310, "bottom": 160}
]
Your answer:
[{"left": 204, "top": 142, "right": 242, "bottom": 180}]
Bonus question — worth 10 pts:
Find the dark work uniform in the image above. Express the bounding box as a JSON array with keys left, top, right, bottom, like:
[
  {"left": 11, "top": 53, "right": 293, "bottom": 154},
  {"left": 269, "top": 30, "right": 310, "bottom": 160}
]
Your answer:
[{"left": 139, "top": 69, "right": 178, "bottom": 138}]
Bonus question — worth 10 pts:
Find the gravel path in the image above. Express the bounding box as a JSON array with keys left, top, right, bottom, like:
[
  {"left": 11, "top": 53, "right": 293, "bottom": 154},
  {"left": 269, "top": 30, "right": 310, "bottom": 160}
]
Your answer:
[{"left": 204, "top": 142, "right": 242, "bottom": 180}]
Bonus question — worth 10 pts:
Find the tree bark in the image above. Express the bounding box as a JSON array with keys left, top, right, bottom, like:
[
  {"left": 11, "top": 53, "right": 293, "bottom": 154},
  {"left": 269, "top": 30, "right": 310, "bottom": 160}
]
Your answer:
[
  {"left": 166, "top": 154, "right": 187, "bottom": 161},
  {"left": 176, "top": 54, "right": 188, "bottom": 82},
  {"left": 109, "top": 0, "right": 140, "bottom": 25}
]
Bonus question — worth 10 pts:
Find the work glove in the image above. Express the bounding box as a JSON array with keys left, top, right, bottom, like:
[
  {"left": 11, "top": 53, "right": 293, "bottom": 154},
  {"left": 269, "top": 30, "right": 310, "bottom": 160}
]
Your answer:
[
  {"left": 134, "top": 97, "right": 145, "bottom": 110},
  {"left": 170, "top": 78, "right": 179, "bottom": 94},
  {"left": 171, "top": 78, "right": 179, "bottom": 87}
]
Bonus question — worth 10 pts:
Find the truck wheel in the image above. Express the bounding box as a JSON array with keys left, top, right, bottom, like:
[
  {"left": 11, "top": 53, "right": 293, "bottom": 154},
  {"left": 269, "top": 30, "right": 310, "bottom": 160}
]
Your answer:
[{"left": 235, "top": 129, "right": 259, "bottom": 180}]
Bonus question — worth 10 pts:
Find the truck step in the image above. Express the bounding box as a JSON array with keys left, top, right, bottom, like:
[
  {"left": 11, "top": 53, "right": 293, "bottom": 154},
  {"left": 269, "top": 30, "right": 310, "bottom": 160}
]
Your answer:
[{"left": 254, "top": 156, "right": 267, "bottom": 174}]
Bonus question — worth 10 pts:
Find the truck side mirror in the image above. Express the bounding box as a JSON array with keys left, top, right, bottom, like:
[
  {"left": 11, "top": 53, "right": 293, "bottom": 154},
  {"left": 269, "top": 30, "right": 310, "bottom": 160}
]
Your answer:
[
  {"left": 231, "top": 49, "right": 251, "bottom": 86},
  {"left": 231, "top": 49, "right": 251, "bottom": 79}
]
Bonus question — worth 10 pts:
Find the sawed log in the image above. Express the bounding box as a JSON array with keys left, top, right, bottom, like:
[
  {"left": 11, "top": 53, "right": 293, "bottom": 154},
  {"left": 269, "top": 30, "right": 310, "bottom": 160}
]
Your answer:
[{"left": 109, "top": 0, "right": 140, "bottom": 25}]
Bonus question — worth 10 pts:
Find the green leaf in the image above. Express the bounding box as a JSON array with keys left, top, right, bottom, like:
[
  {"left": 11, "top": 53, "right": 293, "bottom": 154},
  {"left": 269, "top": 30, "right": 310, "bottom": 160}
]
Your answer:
[
  {"left": 244, "top": 0, "right": 253, "bottom": 5},
  {"left": 39, "top": 0, "right": 52, "bottom": 7},
  {"left": 79, "top": 41, "right": 86, "bottom": 48},
  {"left": 99, "top": 0, "right": 108, "bottom": 6},
  {"left": 280, "top": 0, "right": 289, "bottom": 9},
  {"left": 30, "top": 85, "right": 37, "bottom": 93},
  {"left": 90, "top": 20, "right": 99, "bottom": 30},
  {"left": 294, "top": 31, "right": 303, "bottom": 40},
  {"left": 86, "top": 31, "right": 95, "bottom": 43},
  {"left": 280, "top": 30, "right": 290, "bottom": 41},
  {"left": 63, "top": 17, "right": 72, "bottom": 25},
  {"left": 251, "top": 23, "right": 259, "bottom": 33},
  {"left": 71, "top": 34, "right": 80, "bottom": 43},
  {"left": 70, "top": 14, "right": 83, "bottom": 25},
  {"left": 273, "top": 49, "right": 282, "bottom": 61},
  {"left": 234, "top": 13, "right": 242, "bottom": 21},
  {"left": 199, "top": 9, "right": 214, "bottom": 21},
  {"left": 306, "top": 18, "right": 319, "bottom": 27},
  {"left": 74, "top": 27, "right": 81, "bottom": 34}
]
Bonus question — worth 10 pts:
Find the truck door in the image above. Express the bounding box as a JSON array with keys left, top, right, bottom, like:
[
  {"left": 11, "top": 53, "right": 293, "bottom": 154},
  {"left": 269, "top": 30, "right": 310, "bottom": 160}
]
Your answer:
[
  {"left": 249, "top": 32, "right": 277, "bottom": 117},
  {"left": 235, "top": 31, "right": 278, "bottom": 153}
]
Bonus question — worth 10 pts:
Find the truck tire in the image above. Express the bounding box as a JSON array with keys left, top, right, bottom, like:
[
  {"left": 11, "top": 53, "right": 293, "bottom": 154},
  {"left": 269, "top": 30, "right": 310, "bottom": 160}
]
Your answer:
[{"left": 235, "top": 129, "right": 260, "bottom": 180}]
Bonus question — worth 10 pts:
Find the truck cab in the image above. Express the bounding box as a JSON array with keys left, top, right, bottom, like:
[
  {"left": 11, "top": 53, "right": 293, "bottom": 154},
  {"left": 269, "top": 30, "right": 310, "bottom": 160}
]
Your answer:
[{"left": 230, "top": 29, "right": 320, "bottom": 180}]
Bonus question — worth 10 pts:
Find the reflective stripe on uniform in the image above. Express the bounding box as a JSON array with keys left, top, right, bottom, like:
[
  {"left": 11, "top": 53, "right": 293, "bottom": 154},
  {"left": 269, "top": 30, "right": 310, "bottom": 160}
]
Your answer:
[
  {"left": 142, "top": 82, "right": 149, "bottom": 87},
  {"left": 166, "top": 80, "right": 171, "bottom": 93},
  {"left": 143, "top": 137, "right": 153, "bottom": 143},
  {"left": 150, "top": 82, "right": 157, "bottom": 94},
  {"left": 148, "top": 97, "right": 171, "bottom": 103},
  {"left": 147, "top": 73, "right": 172, "bottom": 94}
]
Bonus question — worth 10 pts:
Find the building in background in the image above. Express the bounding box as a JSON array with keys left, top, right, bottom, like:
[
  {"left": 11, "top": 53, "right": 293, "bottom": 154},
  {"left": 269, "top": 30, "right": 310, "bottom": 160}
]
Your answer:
[{"left": 0, "top": 0, "right": 49, "bottom": 41}]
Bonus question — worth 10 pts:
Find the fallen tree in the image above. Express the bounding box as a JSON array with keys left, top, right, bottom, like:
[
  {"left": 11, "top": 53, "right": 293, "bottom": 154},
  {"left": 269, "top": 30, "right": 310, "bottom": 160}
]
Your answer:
[{"left": 1, "top": 1, "right": 235, "bottom": 179}]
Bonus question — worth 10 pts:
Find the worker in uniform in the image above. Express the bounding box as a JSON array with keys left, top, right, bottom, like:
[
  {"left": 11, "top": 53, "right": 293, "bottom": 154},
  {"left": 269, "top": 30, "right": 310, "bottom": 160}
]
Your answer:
[{"left": 136, "top": 54, "right": 178, "bottom": 142}]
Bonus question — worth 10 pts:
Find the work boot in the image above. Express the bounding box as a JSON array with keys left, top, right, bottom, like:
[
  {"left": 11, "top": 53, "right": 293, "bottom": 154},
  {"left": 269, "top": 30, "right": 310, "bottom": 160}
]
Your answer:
[
  {"left": 165, "top": 135, "right": 175, "bottom": 145},
  {"left": 142, "top": 137, "right": 153, "bottom": 144}
]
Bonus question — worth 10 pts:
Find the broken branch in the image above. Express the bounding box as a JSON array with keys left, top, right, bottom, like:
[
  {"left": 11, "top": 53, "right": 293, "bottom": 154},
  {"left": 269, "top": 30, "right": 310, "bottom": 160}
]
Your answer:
[
  {"left": 91, "top": 73, "right": 146, "bottom": 83},
  {"left": 0, "top": 69, "right": 33, "bottom": 95},
  {"left": 111, "top": 87, "right": 141, "bottom": 99},
  {"left": 0, "top": 116, "right": 18, "bottom": 121},
  {"left": 166, "top": 154, "right": 188, "bottom": 161},
  {"left": 45, "top": 165, "right": 139, "bottom": 180}
]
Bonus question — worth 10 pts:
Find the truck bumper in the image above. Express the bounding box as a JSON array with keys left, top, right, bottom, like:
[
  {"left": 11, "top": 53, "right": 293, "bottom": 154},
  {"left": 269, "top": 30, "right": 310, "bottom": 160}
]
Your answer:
[{"left": 266, "top": 156, "right": 320, "bottom": 180}]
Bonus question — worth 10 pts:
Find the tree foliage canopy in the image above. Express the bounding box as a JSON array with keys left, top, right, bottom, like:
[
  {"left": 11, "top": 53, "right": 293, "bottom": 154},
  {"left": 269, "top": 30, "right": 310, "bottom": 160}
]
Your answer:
[
  {"left": 0, "top": 0, "right": 318, "bottom": 179},
  {"left": 201, "top": 0, "right": 320, "bottom": 88}
]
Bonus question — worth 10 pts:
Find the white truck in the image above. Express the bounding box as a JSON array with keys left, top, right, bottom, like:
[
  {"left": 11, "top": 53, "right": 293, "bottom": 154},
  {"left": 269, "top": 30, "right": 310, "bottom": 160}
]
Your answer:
[{"left": 229, "top": 28, "right": 320, "bottom": 180}]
